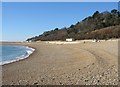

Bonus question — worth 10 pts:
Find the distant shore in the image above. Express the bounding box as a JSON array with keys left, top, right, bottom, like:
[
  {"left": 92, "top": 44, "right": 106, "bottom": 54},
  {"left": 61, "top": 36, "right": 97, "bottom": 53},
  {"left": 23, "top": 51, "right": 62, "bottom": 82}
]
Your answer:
[{"left": 2, "top": 40, "right": 118, "bottom": 85}]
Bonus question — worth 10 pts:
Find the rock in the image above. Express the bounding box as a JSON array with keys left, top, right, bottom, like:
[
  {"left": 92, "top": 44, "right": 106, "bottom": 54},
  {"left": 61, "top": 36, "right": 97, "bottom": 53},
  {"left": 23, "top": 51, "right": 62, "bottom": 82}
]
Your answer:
[
  {"left": 41, "top": 79, "right": 44, "bottom": 82},
  {"left": 92, "top": 63, "right": 95, "bottom": 65},
  {"left": 34, "top": 82, "right": 38, "bottom": 85},
  {"left": 85, "top": 79, "right": 89, "bottom": 82},
  {"left": 59, "top": 82, "right": 62, "bottom": 84},
  {"left": 18, "top": 80, "right": 28, "bottom": 85},
  {"left": 52, "top": 78, "right": 55, "bottom": 80}
]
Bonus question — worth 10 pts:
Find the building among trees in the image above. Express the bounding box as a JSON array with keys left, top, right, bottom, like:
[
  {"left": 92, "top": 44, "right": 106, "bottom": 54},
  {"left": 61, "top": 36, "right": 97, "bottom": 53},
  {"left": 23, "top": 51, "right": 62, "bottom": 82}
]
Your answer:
[{"left": 66, "top": 38, "right": 75, "bottom": 42}]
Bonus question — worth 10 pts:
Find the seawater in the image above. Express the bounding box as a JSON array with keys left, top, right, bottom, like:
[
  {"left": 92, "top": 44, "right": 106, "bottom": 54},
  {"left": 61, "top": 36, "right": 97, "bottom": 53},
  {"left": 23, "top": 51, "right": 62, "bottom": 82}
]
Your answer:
[{"left": 0, "top": 45, "right": 35, "bottom": 65}]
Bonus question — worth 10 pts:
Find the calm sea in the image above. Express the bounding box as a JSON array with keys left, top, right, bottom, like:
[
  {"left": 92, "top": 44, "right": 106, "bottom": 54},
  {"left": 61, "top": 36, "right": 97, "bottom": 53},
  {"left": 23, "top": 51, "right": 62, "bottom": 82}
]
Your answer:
[{"left": 0, "top": 45, "right": 35, "bottom": 65}]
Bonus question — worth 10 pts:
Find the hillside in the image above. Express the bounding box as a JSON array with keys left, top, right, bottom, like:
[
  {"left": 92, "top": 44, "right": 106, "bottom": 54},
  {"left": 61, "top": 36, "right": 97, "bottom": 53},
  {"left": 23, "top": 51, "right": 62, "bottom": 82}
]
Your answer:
[{"left": 26, "top": 9, "right": 120, "bottom": 41}]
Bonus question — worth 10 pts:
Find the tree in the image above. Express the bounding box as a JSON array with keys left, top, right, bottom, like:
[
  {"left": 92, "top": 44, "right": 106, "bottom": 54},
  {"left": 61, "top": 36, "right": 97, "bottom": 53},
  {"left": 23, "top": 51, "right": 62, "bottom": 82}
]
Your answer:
[
  {"left": 70, "top": 24, "right": 74, "bottom": 28},
  {"left": 76, "top": 22, "right": 80, "bottom": 25},
  {"left": 54, "top": 28, "right": 59, "bottom": 31},
  {"left": 93, "top": 11, "right": 99, "bottom": 18},
  {"left": 111, "top": 9, "right": 118, "bottom": 14}
]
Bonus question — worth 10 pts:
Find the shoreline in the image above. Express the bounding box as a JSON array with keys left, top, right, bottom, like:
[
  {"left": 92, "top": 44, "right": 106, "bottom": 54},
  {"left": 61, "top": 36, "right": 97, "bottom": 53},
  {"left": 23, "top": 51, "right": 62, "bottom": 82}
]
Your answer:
[
  {"left": 1, "top": 43, "right": 37, "bottom": 66},
  {"left": 1, "top": 45, "right": 35, "bottom": 66},
  {"left": 2, "top": 41, "right": 118, "bottom": 85}
]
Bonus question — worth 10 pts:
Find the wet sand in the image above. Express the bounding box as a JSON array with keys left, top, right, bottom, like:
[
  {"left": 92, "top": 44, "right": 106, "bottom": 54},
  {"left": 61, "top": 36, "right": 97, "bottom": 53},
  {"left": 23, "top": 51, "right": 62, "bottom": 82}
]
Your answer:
[{"left": 2, "top": 40, "right": 118, "bottom": 85}]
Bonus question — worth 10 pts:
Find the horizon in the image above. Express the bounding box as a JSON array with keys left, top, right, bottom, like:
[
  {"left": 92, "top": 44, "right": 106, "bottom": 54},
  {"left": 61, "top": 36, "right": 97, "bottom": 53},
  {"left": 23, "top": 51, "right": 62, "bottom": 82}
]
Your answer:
[{"left": 2, "top": 2, "right": 118, "bottom": 42}]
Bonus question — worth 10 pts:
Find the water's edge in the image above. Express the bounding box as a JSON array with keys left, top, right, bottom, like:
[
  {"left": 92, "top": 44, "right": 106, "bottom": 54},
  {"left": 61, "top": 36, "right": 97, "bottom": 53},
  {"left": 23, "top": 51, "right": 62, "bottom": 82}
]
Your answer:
[{"left": 1, "top": 46, "right": 35, "bottom": 65}]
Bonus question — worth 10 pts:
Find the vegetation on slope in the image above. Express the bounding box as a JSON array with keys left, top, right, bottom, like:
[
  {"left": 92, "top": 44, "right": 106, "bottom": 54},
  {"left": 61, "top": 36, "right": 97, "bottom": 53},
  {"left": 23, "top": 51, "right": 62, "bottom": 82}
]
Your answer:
[{"left": 26, "top": 9, "right": 120, "bottom": 41}]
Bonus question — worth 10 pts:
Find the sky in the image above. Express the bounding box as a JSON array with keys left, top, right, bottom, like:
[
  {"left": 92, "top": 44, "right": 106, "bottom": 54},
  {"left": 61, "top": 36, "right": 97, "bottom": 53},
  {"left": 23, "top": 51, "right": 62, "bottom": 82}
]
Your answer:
[{"left": 2, "top": 2, "right": 118, "bottom": 42}]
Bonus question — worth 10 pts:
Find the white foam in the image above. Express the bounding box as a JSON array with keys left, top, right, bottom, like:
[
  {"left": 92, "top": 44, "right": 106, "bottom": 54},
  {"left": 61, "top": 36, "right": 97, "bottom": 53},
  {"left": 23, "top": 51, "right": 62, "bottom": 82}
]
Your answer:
[{"left": 1, "top": 46, "right": 35, "bottom": 65}]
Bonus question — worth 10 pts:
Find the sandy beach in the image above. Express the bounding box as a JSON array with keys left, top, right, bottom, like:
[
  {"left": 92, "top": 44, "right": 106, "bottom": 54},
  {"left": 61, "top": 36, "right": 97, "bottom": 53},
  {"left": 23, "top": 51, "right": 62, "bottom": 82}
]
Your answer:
[{"left": 2, "top": 40, "right": 118, "bottom": 85}]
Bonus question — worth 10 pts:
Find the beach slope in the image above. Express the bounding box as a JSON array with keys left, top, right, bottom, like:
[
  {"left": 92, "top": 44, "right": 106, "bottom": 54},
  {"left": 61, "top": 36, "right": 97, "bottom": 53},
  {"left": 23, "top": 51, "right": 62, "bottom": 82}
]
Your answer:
[{"left": 2, "top": 41, "right": 118, "bottom": 85}]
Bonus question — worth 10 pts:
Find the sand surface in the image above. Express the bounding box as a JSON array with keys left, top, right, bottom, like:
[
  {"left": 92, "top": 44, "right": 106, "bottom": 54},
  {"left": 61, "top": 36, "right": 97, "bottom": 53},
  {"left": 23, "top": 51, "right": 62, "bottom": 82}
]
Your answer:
[{"left": 2, "top": 41, "right": 118, "bottom": 85}]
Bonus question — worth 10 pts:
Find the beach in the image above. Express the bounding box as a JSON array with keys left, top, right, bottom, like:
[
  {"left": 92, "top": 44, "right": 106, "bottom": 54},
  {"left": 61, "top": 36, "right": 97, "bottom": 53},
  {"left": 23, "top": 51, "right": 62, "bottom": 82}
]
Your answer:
[{"left": 2, "top": 40, "right": 118, "bottom": 85}]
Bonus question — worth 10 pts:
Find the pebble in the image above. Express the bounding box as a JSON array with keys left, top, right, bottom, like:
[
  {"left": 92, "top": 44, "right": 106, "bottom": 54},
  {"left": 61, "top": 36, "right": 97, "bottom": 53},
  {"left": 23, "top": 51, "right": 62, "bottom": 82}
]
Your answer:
[
  {"left": 52, "top": 78, "right": 55, "bottom": 80},
  {"left": 41, "top": 79, "right": 44, "bottom": 82},
  {"left": 34, "top": 82, "right": 38, "bottom": 85},
  {"left": 85, "top": 79, "right": 89, "bottom": 82}
]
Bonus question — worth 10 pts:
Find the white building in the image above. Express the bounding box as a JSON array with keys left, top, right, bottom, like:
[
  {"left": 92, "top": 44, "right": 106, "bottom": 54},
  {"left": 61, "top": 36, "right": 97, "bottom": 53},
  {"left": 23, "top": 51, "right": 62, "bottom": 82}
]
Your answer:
[
  {"left": 66, "top": 38, "right": 74, "bottom": 42},
  {"left": 26, "top": 40, "right": 32, "bottom": 42}
]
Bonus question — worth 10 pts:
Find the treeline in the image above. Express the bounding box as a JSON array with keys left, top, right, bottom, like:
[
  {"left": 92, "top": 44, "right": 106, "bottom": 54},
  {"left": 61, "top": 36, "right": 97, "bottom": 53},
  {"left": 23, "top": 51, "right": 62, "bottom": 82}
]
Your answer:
[
  {"left": 26, "top": 9, "right": 120, "bottom": 41},
  {"left": 78, "top": 25, "right": 120, "bottom": 40}
]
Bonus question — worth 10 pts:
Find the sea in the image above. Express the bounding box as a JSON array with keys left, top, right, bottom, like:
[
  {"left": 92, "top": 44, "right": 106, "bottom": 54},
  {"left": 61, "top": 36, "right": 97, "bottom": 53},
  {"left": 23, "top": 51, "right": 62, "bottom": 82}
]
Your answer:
[{"left": 0, "top": 45, "right": 35, "bottom": 65}]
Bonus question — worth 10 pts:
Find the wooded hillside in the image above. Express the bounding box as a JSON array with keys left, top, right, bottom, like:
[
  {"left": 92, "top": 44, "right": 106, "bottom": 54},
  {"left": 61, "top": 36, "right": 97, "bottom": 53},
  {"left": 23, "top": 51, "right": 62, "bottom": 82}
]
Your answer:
[{"left": 26, "top": 9, "right": 120, "bottom": 41}]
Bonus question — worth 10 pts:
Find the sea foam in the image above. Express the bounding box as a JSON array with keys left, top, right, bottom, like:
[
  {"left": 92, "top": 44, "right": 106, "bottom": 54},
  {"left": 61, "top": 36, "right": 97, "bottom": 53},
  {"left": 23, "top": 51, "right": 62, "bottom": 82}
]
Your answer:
[{"left": 0, "top": 46, "right": 35, "bottom": 65}]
